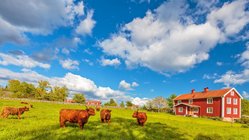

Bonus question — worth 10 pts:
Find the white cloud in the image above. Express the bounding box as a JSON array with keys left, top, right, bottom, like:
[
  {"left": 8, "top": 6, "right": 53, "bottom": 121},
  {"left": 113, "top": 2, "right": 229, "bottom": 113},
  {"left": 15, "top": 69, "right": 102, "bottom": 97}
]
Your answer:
[
  {"left": 131, "top": 97, "right": 149, "bottom": 106},
  {"left": 0, "top": 53, "right": 50, "bottom": 69},
  {"left": 242, "top": 91, "right": 249, "bottom": 99},
  {"left": 216, "top": 61, "right": 223, "bottom": 66},
  {"left": 207, "top": 0, "right": 249, "bottom": 41},
  {"left": 83, "top": 59, "right": 94, "bottom": 66},
  {"left": 203, "top": 73, "right": 218, "bottom": 80},
  {"left": 59, "top": 59, "right": 79, "bottom": 70},
  {"left": 0, "top": 68, "right": 131, "bottom": 102},
  {"left": 190, "top": 79, "right": 196, "bottom": 83},
  {"left": 0, "top": 0, "right": 94, "bottom": 44},
  {"left": 100, "top": 58, "right": 121, "bottom": 67},
  {"left": 214, "top": 70, "right": 249, "bottom": 87},
  {"left": 119, "top": 80, "right": 139, "bottom": 90},
  {"left": 76, "top": 10, "right": 96, "bottom": 35},
  {"left": 99, "top": 0, "right": 249, "bottom": 74}
]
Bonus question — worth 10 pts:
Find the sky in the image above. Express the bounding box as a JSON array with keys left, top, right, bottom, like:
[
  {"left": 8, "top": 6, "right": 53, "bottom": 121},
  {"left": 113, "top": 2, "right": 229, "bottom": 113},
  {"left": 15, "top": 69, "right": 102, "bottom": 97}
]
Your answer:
[{"left": 0, "top": 0, "right": 249, "bottom": 105}]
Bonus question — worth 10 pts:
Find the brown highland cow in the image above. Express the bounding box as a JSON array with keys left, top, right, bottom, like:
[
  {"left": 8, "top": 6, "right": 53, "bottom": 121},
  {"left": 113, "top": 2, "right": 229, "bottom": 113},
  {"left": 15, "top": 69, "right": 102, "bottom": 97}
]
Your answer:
[
  {"left": 100, "top": 109, "right": 111, "bottom": 124},
  {"left": 1, "top": 106, "right": 29, "bottom": 119},
  {"left": 132, "top": 111, "right": 147, "bottom": 126}
]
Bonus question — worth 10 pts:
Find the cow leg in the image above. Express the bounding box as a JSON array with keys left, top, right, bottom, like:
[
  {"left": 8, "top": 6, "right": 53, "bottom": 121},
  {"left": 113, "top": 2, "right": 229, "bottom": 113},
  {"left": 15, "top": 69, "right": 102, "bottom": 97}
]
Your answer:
[
  {"left": 18, "top": 113, "right": 21, "bottom": 119},
  {"left": 60, "top": 118, "right": 66, "bottom": 128},
  {"left": 101, "top": 118, "right": 104, "bottom": 123},
  {"left": 78, "top": 121, "right": 83, "bottom": 129}
]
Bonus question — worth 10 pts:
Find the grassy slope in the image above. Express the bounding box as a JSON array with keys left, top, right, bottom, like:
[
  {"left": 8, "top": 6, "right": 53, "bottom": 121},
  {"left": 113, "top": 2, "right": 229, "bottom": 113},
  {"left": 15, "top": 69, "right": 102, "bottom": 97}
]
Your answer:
[{"left": 0, "top": 99, "right": 248, "bottom": 140}]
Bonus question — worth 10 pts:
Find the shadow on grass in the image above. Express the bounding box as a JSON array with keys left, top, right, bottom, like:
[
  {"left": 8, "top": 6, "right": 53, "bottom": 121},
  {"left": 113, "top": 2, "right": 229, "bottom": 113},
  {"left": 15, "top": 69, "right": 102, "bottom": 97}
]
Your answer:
[{"left": 12, "top": 117, "right": 187, "bottom": 140}]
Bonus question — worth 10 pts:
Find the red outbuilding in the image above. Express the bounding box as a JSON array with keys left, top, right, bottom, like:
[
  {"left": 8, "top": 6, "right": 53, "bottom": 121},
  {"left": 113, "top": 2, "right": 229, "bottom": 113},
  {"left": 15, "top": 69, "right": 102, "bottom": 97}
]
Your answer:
[
  {"left": 85, "top": 100, "right": 102, "bottom": 106},
  {"left": 173, "top": 87, "right": 243, "bottom": 120}
]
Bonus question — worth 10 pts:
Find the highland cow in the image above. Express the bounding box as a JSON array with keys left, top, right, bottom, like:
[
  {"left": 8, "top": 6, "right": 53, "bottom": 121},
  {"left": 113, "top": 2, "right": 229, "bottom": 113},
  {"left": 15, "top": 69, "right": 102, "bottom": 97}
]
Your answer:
[
  {"left": 132, "top": 111, "right": 147, "bottom": 126},
  {"left": 21, "top": 101, "right": 33, "bottom": 108},
  {"left": 1, "top": 106, "right": 29, "bottom": 119},
  {"left": 100, "top": 109, "right": 111, "bottom": 124},
  {"left": 59, "top": 107, "right": 95, "bottom": 129}
]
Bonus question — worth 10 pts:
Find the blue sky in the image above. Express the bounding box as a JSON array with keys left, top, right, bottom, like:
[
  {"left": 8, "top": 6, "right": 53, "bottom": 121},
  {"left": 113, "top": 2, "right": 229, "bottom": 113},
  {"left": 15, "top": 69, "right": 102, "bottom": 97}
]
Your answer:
[{"left": 0, "top": 0, "right": 249, "bottom": 105}]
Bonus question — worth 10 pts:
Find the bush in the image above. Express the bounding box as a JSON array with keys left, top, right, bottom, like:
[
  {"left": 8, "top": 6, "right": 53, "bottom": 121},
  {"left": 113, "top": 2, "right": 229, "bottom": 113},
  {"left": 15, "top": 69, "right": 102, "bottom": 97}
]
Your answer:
[
  {"left": 241, "top": 124, "right": 249, "bottom": 128},
  {"left": 235, "top": 117, "right": 249, "bottom": 124},
  {"left": 194, "top": 133, "right": 223, "bottom": 140}
]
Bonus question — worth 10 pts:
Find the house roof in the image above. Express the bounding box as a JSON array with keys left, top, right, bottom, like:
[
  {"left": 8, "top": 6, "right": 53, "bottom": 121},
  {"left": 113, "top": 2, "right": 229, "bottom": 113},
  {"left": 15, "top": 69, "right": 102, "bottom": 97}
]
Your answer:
[
  {"left": 174, "top": 103, "right": 200, "bottom": 108},
  {"left": 174, "top": 88, "right": 232, "bottom": 100}
]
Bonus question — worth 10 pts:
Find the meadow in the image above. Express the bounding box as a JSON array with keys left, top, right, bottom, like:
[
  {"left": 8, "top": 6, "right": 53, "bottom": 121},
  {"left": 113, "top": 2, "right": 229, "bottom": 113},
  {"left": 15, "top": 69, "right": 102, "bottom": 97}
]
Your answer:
[{"left": 0, "top": 99, "right": 248, "bottom": 140}]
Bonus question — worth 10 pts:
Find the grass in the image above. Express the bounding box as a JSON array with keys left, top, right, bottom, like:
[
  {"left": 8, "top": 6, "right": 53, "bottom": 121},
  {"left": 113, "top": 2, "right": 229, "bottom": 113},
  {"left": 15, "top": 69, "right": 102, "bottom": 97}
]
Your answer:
[{"left": 0, "top": 99, "right": 248, "bottom": 140}]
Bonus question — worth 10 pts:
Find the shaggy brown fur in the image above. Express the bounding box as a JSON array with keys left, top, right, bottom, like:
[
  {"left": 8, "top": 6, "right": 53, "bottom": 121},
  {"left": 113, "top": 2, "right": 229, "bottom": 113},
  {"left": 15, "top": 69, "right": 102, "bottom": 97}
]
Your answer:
[
  {"left": 1, "top": 106, "right": 29, "bottom": 119},
  {"left": 59, "top": 108, "right": 95, "bottom": 129},
  {"left": 100, "top": 109, "right": 111, "bottom": 124},
  {"left": 132, "top": 111, "right": 147, "bottom": 126}
]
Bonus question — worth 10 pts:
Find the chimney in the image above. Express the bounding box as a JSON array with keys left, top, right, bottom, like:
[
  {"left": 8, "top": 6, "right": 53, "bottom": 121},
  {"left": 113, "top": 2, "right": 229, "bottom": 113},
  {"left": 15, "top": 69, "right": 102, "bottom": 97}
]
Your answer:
[
  {"left": 203, "top": 87, "right": 209, "bottom": 93},
  {"left": 191, "top": 89, "right": 195, "bottom": 94}
]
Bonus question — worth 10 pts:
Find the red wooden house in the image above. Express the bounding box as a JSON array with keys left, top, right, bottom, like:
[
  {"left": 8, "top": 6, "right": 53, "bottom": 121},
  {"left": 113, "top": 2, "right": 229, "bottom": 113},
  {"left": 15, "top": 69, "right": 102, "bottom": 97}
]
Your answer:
[
  {"left": 85, "top": 100, "right": 101, "bottom": 106},
  {"left": 173, "top": 87, "right": 243, "bottom": 120}
]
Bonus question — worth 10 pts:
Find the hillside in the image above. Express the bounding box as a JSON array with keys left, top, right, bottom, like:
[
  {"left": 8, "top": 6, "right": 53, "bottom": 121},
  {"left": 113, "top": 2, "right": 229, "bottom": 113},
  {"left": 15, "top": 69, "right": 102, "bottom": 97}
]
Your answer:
[{"left": 0, "top": 99, "right": 248, "bottom": 140}]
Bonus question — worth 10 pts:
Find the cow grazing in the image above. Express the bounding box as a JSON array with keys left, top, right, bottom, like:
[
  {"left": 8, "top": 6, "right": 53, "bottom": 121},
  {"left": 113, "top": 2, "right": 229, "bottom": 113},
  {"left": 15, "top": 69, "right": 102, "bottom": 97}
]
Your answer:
[
  {"left": 1, "top": 106, "right": 29, "bottom": 119},
  {"left": 100, "top": 109, "right": 111, "bottom": 124},
  {"left": 21, "top": 102, "right": 33, "bottom": 108},
  {"left": 96, "top": 106, "right": 101, "bottom": 111},
  {"left": 59, "top": 107, "right": 95, "bottom": 129},
  {"left": 132, "top": 111, "right": 147, "bottom": 126}
]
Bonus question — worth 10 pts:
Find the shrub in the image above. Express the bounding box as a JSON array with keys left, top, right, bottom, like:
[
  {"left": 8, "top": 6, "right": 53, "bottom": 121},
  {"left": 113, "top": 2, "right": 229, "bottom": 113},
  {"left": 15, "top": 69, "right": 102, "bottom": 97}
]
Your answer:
[
  {"left": 241, "top": 124, "right": 249, "bottom": 128},
  {"left": 194, "top": 133, "right": 223, "bottom": 140},
  {"left": 235, "top": 117, "right": 249, "bottom": 124}
]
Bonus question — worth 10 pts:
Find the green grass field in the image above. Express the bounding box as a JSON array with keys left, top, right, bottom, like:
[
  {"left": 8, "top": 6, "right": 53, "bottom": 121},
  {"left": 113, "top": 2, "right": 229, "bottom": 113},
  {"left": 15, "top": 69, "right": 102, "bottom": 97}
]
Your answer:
[{"left": 0, "top": 99, "right": 248, "bottom": 140}]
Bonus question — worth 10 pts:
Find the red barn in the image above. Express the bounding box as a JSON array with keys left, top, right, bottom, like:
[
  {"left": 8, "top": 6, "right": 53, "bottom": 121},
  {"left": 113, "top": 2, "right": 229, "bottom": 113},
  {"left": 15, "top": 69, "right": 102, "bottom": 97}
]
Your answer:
[
  {"left": 85, "top": 100, "right": 101, "bottom": 106},
  {"left": 173, "top": 87, "right": 243, "bottom": 120}
]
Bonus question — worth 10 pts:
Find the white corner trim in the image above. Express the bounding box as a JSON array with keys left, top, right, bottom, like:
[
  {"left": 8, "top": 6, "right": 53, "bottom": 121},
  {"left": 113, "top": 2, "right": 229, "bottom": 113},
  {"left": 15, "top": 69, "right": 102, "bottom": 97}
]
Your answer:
[
  {"left": 186, "top": 106, "right": 188, "bottom": 115},
  {"left": 221, "top": 97, "right": 224, "bottom": 118}
]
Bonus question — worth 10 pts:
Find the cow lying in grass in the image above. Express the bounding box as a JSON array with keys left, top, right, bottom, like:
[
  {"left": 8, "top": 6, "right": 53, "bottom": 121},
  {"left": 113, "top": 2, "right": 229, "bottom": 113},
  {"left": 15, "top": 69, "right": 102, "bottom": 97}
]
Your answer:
[
  {"left": 1, "top": 106, "right": 29, "bottom": 119},
  {"left": 132, "top": 111, "right": 147, "bottom": 126},
  {"left": 21, "top": 101, "right": 33, "bottom": 108},
  {"left": 100, "top": 109, "right": 111, "bottom": 124},
  {"left": 59, "top": 107, "right": 95, "bottom": 129}
]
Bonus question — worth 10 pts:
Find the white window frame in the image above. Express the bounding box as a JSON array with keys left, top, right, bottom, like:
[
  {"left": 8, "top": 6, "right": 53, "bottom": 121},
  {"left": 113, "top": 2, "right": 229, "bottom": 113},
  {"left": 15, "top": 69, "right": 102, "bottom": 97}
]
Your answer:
[
  {"left": 231, "top": 91, "right": 234, "bottom": 96},
  {"left": 233, "top": 108, "right": 238, "bottom": 115},
  {"left": 189, "top": 99, "right": 193, "bottom": 104},
  {"left": 207, "top": 98, "right": 213, "bottom": 104},
  {"left": 227, "top": 97, "right": 231, "bottom": 104},
  {"left": 233, "top": 98, "right": 238, "bottom": 105},
  {"left": 178, "top": 107, "right": 183, "bottom": 112},
  {"left": 207, "top": 107, "right": 213, "bottom": 114},
  {"left": 177, "top": 100, "right": 182, "bottom": 104},
  {"left": 226, "top": 107, "right": 231, "bottom": 114}
]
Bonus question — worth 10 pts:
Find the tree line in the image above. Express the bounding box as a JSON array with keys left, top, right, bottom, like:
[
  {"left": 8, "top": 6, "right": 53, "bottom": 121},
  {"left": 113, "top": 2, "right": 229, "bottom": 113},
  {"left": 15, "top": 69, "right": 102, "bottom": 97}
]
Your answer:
[{"left": 0, "top": 79, "right": 85, "bottom": 103}]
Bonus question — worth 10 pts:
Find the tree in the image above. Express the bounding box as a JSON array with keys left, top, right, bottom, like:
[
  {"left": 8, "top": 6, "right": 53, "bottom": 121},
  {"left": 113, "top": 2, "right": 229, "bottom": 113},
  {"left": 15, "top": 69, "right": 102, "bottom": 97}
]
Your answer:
[
  {"left": 8, "top": 80, "right": 21, "bottom": 93},
  {"left": 73, "top": 93, "right": 85, "bottom": 104},
  {"left": 151, "top": 96, "right": 168, "bottom": 112},
  {"left": 242, "top": 99, "right": 249, "bottom": 115},
  {"left": 120, "top": 101, "right": 125, "bottom": 108},
  {"left": 126, "top": 101, "right": 133, "bottom": 107},
  {"left": 35, "top": 80, "right": 51, "bottom": 100},
  {"left": 167, "top": 94, "right": 177, "bottom": 113},
  {"left": 109, "top": 98, "right": 118, "bottom": 106},
  {"left": 50, "top": 86, "right": 68, "bottom": 101}
]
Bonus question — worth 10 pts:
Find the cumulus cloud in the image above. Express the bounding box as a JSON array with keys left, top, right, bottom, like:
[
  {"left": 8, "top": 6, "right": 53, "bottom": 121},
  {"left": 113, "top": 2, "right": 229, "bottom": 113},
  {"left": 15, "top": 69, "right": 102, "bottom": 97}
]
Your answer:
[
  {"left": 119, "top": 80, "right": 139, "bottom": 90},
  {"left": 99, "top": 0, "right": 249, "bottom": 74},
  {"left": 0, "top": 0, "right": 95, "bottom": 44},
  {"left": 59, "top": 59, "right": 79, "bottom": 70},
  {"left": 0, "top": 53, "right": 50, "bottom": 69},
  {"left": 100, "top": 58, "right": 121, "bottom": 67},
  {"left": 131, "top": 97, "right": 149, "bottom": 106},
  {"left": 76, "top": 10, "right": 96, "bottom": 35},
  {"left": 0, "top": 68, "right": 131, "bottom": 102}
]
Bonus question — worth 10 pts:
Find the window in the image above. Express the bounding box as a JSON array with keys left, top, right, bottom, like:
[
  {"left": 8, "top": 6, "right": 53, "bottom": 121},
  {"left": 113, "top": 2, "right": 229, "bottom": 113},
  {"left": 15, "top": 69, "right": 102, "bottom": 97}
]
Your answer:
[
  {"left": 226, "top": 107, "right": 231, "bottom": 114},
  {"left": 233, "top": 108, "right": 238, "bottom": 115},
  {"left": 193, "top": 108, "right": 199, "bottom": 113},
  {"left": 207, "top": 98, "right": 213, "bottom": 104},
  {"left": 233, "top": 98, "right": 238, "bottom": 105},
  {"left": 207, "top": 107, "right": 213, "bottom": 113},
  {"left": 231, "top": 91, "right": 234, "bottom": 96},
  {"left": 178, "top": 107, "right": 183, "bottom": 112},
  {"left": 177, "top": 100, "right": 182, "bottom": 104},
  {"left": 227, "top": 98, "right": 231, "bottom": 104},
  {"left": 189, "top": 99, "right": 193, "bottom": 104}
]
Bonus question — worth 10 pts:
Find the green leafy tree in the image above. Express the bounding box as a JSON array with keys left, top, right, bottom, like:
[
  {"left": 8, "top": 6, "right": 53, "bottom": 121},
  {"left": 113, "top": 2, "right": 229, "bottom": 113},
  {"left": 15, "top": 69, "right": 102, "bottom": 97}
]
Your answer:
[
  {"left": 167, "top": 94, "right": 177, "bottom": 111},
  {"left": 73, "top": 93, "right": 86, "bottom": 104},
  {"left": 109, "top": 98, "right": 118, "bottom": 106},
  {"left": 126, "top": 101, "right": 133, "bottom": 107},
  {"left": 35, "top": 80, "right": 50, "bottom": 100},
  {"left": 120, "top": 101, "right": 125, "bottom": 108},
  {"left": 242, "top": 99, "right": 249, "bottom": 115},
  {"left": 8, "top": 80, "right": 21, "bottom": 93},
  {"left": 50, "top": 86, "right": 68, "bottom": 101}
]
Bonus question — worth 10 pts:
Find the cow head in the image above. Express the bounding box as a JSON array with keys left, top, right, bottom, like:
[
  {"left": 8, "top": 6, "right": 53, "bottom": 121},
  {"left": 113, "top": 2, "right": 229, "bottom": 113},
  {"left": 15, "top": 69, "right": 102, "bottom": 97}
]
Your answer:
[
  {"left": 105, "top": 110, "right": 112, "bottom": 120},
  {"left": 132, "top": 111, "right": 138, "bottom": 118},
  {"left": 86, "top": 107, "right": 95, "bottom": 116}
]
